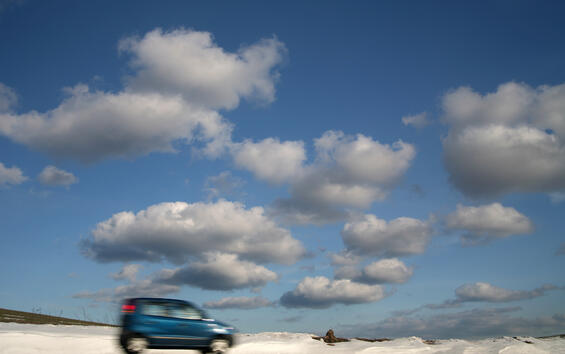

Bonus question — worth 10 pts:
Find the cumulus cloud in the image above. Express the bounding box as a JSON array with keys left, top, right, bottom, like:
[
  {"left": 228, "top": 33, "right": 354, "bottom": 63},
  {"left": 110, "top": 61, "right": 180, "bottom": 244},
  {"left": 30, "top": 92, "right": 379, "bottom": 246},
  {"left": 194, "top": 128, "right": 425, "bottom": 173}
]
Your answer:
[
  {"left": 73, "top": 280, "right": 180, "bottom": 303},
  {"left": 270, "top": 131, "right": 415, "bottom": 224},
  {"left": 120, "top": 28, "right": 286, "bottom": 110},
  {"left": 402, "top": 112, "right": 430, "bottom": 128},
  {"left": 77, "top": 253, "right": 280, "bottom": 299},
  {"left": 313, "top": 131, "right": 415, "bottom": 197},
  {"left": 81, "top": 200, "right": 306, "bottom": 265},
  {"left": 204, "top": 171, "right": 245, "bottom": 199},
  {"left": 445, "top": 203, "right": 533, "bottom": 244},
  {"left": 0, "top": 162, "right": 27, "bottom": 187},
  {"left": 335, "top": 258, "right": 414, "bottom": 284},
  {"left": 0, "top": 83, "right": 17, "bottom": 112},
  {"left": 442, "top": 82, "right": 565, "bottom": 197},
  {"left": 453, "top": 282, "right": 559, "bottom": 303},
  {"left": 231, "top": 138, "right": 306, "bottom": 184},
  {"left": 74, "top": 267, "right": 179, "bottom": 303},
  {"left": 279, "top": 276, "right": 385, "bottom": 309},
  {"left": 339, "top": 307, "right": 565, "bottom": 339},
  {"left": 158, "top": 253, "right": 278, "bottom": 291},
  {"left": 341, "top": 214, "right": 432, "bottom": 257},
  {"left": 203, "top": 296, "right": 275, "bottom": 309},
  {"left": 269, "top": 198, "right": 347, "bottom": 225},
  {"left": 0, "top": 87, "right": 232, "bottom": 162},
  {"left": 402, "top": 282, "right": 561, "bottom": 315},
  {"left": 110, "top": 264, "right": 142, "bottom": 282},
  {"left": 0, "top": 29, "right": 285, "bottom": 162},
  {"left": 38, "top": 165, "right": 78, "bottom": 187},
  {"left": 329, "top": 251, "right": 362, "bottom": 266}
]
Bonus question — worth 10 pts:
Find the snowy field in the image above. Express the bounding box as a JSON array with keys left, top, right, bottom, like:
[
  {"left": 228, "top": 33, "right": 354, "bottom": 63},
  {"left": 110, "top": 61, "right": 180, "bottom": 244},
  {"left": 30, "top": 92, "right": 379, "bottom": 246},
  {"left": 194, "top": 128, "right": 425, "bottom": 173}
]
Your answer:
[{"left": 1, "top": 323, "right": 564, "bottom": 354}]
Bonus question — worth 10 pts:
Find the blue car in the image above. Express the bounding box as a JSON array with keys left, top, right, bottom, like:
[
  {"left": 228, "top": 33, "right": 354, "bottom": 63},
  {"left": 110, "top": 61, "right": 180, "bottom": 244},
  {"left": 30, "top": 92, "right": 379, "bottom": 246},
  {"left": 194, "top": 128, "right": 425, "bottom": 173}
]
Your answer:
[{"left": 119, "top": 298, "right": 235, "bottom": 354}]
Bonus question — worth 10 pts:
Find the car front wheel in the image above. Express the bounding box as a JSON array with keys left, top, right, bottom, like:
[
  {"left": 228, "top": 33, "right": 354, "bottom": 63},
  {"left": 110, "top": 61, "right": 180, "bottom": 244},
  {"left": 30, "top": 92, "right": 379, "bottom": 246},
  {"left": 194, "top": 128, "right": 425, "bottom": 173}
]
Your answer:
[{"left": 206, "top": 338, "right": 230, "bottom": 353}]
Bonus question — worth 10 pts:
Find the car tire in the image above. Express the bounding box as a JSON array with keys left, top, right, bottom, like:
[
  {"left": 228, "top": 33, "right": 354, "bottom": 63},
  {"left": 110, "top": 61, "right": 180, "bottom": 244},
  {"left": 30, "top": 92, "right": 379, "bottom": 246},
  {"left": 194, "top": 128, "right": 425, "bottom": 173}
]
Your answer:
[
  {"left": 205, "top": 337, "right": 230, "bottom": 353},
  {"left": 122, "top": 334, "right": 148, "bottom": 354}
]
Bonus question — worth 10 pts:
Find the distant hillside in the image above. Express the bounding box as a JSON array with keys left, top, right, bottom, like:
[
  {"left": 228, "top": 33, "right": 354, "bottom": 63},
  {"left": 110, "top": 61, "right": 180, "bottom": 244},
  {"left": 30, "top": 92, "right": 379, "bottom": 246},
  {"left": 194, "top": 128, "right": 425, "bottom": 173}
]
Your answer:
[{"left": 0, "top": 308, "right": 116, "bottom": 327}]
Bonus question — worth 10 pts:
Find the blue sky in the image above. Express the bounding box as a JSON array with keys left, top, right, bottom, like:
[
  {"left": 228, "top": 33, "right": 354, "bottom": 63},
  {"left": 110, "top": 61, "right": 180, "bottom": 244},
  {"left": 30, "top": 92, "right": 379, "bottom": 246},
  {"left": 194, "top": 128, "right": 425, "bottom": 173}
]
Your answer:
[{"left": 1, "top": 0, "right": 564, "bottom": 338}]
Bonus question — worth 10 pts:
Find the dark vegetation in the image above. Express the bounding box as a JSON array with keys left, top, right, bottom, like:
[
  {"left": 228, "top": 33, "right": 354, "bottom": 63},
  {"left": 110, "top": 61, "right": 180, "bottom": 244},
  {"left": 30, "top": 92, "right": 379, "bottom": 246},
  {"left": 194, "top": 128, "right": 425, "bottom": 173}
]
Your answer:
[{"left": 0, "top": 308, "right": 117, "bottom": 327}]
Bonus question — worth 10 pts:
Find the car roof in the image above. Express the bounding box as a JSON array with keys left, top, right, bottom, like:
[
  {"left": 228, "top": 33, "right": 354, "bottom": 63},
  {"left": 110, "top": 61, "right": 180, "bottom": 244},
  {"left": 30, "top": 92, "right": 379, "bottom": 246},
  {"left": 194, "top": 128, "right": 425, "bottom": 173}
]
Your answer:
[{"left": 127, "top": 297, "right": 193, "bottom": 305}]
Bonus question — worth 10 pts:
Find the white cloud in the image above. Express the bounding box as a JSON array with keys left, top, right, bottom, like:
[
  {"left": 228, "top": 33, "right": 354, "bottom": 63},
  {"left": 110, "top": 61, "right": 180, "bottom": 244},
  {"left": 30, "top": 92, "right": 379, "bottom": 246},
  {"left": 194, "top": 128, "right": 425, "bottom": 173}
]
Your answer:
[
  {"left": 314, "top": 131, "right": 415, "bottom": 188},
  {"left": 110, "top": 264, "right": 142, "bottom": 282},
  {"left": 114, "top": 280, "right": 180, "bottom": 299},
  {"left": 442, "top": 82, "right": 565, "bottom": 197},
  {"left": 329, "top": 251, "right": 362, "bottom": 266},
  {"left": 279, "top": 276, "right": 385, "bottom": 309},
  {"left": 442, "top": 83, "right": 535, "bottom": 130},
  {"left": 38, "top": 165, "right": 78, "bottom": 187},
  {"left": 120, "top": 28, "right": 286, "bottom": 110},
  {"left": 0, "top": 29, "right": 287, "bottom": 162},
  {"left": 341, "top": 214, "right": 432, "bottom": 257},
  {"left": 339, "top": 307, "right": 565, "bottom": 339},
  {"left": 445, "top": 203, "right": 533, "bottom": 244},
  {"left": 0, "top": 88, "right": 232, "bottom": 162},
  {"left": 334, "top": 258, "right": 413, "bottom": 284},
  {"left": 231, "top": 138, "right": 306, "bottom": 184},
  {"left": 271, "top": 131, "right": 415, "bottom": 224},
  {"left": 328, "top": 251, "right": 364, "bottom": 283},
  {"left": 81, "top": 200, "right": 306, "bottom": 265},
  {"left": 444, "top": 125, "right": 565, "bottom": 197},
  {"left": 158, "top": 252, "right": 278, "bottom": 291},
  {"left": 402, "top": 112, "right": 430, "bottom": 128},
  {"left": 74, "top": 267, "right": 179, "bottom": 303},
  {"left": 269, "top": 197, "right": 348, "bottom": 225},
  {"left": 0, "top": 162, "right": 27, "bottom": 187},
  {"left": 204, "top": 171, "right": 245, "bottom": 199},
  {"left": 361, "top": 258, "right": 413, "bottom": 284},
  {"left": 557, "top": 243, "right": 565, "bottom": 256},
  {"left": 76, "top": 256, "right": 274, "bottom": 301},
  {"left": 403, "top": 283, "right": 561, "bottom": 315},
  {"left": 454, "top": 282, "right": 558, "bottom": 303},
  {"left": 73, "top": 280, "right": 180, "bottom": 303},
  {"left": 0, "top": 83, "right": 17, "bottom": 112},
  {"left": 203, "top": 296, "right": 275, "bottom": 309}
]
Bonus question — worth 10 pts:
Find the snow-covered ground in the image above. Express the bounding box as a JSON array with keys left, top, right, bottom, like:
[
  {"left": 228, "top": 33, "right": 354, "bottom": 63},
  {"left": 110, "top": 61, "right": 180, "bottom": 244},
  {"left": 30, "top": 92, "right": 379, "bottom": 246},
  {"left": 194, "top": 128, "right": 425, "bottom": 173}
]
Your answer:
[{"left": 1, "top": 323, "right": 564, "bottom": 354}]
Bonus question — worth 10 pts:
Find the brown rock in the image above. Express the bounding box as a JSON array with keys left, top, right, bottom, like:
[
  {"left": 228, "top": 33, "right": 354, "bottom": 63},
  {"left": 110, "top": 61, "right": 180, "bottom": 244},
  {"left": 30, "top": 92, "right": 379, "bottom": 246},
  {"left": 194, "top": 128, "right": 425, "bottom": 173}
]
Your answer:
[{"left": 322, "top": 329, "right": 350, "bottom": 343}]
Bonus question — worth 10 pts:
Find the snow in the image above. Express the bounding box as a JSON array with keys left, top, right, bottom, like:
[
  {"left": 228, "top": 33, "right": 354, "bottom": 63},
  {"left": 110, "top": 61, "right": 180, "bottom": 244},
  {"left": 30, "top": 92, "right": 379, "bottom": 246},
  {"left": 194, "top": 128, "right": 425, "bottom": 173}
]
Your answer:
[{"left": 0, "top": 323, "right": 564, "bottom": 354}]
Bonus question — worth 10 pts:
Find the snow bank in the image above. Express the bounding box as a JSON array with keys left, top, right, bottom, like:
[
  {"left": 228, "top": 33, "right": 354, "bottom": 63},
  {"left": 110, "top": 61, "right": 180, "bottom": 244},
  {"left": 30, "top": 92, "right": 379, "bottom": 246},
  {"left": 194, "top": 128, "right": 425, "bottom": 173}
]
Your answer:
[{"left": 0, "top": 323, "right": 564, "bottom": 354}]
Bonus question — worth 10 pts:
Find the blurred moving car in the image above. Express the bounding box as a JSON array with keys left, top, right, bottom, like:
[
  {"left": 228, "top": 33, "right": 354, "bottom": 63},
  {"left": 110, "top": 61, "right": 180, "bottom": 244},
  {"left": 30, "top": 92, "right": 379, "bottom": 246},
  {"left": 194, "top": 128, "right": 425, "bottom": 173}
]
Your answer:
[{"left": 119, "top": 298, "right": 235, "bottom": 354}]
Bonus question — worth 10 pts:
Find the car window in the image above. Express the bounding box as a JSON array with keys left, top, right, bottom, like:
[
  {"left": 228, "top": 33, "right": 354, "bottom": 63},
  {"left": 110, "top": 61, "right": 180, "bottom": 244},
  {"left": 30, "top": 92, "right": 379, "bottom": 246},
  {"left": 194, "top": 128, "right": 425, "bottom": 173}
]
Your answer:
[
  {"left": 168, "top": 303, "right": 202, "bottom": 320},
  {"left": 140, "top": 302, "right": 168, "bottom": 317}
]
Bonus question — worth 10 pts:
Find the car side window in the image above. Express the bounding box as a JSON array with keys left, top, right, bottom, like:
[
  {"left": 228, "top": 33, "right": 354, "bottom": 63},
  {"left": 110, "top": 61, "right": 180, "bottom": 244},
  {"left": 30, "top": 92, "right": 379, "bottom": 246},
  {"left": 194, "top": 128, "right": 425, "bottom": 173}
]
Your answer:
[
  {"left": 141, "top": 302, "right": 168, "bottom": 317},
  {"left": 168, "top": 303, "right": 202, "bottom": 320}
]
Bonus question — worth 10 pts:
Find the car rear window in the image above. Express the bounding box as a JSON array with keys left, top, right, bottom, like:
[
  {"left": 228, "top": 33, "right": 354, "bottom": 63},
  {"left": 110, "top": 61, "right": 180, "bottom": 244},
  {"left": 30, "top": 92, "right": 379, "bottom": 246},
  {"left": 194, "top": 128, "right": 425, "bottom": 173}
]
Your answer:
[
  {"left": 140, "top": 302, "right": 168, "bottom": 317},
  {"left": 168, "top": 303, "right": 202, "bottom": 320}
]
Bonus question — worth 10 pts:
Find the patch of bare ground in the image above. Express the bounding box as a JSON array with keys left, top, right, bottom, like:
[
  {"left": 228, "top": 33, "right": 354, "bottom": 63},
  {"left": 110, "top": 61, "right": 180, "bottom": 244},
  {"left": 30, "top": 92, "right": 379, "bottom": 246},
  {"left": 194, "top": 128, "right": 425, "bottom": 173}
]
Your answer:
[{"left": 0, "top": 308, "right": 116, "bottom": 327}]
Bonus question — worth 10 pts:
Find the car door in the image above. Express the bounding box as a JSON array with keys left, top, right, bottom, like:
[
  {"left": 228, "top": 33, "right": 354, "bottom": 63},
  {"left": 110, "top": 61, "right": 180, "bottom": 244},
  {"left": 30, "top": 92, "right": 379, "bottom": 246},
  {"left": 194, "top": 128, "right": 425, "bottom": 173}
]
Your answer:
[
  {"left": 167, "top": 302, "right": 211, "bottom": 348},
  {"left": 137, "top": 301, "right": 178, "bottom": 347}
]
